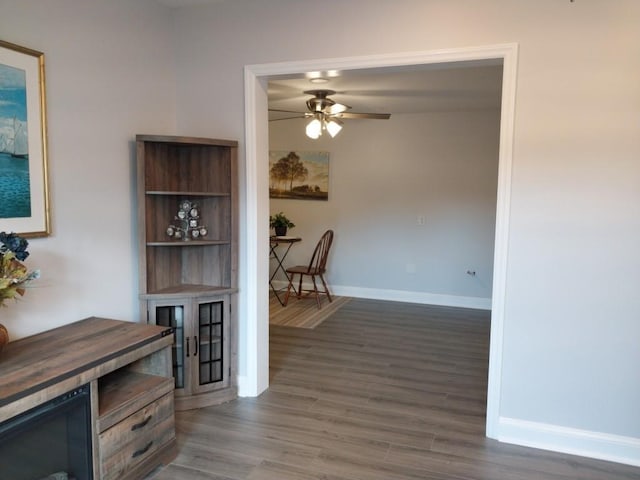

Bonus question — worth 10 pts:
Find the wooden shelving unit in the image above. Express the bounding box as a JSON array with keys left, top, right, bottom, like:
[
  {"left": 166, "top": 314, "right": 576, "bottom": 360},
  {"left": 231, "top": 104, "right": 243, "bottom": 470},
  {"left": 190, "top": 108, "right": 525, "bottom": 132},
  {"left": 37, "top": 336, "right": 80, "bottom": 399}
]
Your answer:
[
  {"left": 0, "top": 317, "right": 176, "bottom": 480},
  {"left": 136, "top": 135, "right": 238, "bottom": 410}
]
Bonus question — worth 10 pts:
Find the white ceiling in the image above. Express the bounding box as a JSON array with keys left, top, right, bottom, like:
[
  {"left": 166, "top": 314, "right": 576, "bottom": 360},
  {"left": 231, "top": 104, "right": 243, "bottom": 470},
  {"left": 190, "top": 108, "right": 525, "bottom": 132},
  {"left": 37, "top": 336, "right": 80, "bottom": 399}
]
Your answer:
[
  {"left": 268, "top": 62, "right": 503, "bottom": 120},
  {"left": 152, "top": 0, "right": 503, "bottom": 117},
  {"left": 155, "top": 0, "right": 225, "bottom": 7}
]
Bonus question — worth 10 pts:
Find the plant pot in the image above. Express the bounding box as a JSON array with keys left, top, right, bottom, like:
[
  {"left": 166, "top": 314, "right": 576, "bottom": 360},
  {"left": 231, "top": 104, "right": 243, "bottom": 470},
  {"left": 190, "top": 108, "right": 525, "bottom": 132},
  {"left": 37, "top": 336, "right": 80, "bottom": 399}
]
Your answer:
[
  {"left": 275, "top": 226, "right": 287, "bottom": 236},
  {"left": 0, "top": 323, "right": 8, "bottom": 353}
]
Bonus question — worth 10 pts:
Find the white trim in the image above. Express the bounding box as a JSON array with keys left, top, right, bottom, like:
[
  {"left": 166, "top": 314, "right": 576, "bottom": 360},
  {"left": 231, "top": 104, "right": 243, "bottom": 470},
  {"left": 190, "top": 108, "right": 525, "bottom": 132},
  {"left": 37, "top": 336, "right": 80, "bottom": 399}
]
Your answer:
[
  {"left": 241, "top": 67, "right": 270, "bottom": 397},
  {"left": 485, "top": 43, "right": 518, "bottom": 439},
  {"left": 239, "top": 67, "right": 259, "bottom": 397},
  {"left": 498, "top": 417, "right": 640, "bottom": 468},
  {"left": 243, "top": 45, "right": 518, "bottom": 442},
  {"left": 270, "top": 280, "right": 491, "bottom": 310}
]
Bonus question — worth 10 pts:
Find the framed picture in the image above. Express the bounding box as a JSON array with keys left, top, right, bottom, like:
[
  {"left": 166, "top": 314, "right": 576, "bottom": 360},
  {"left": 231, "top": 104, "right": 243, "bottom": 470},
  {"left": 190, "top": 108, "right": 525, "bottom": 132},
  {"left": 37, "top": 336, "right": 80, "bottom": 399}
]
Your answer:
[
  {"left": 0, "top": 40, "right": 50, "bottom": 237},
  {"left": 269, "top": 150, "right": 329, "bottom": 201}
]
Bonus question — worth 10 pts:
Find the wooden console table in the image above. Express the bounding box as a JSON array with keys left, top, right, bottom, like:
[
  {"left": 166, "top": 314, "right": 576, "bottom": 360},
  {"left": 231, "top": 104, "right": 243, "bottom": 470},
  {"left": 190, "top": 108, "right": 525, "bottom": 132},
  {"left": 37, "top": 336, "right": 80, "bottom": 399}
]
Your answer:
[{"left": 0, "top": 317, "right": 177, "bottom": 480}]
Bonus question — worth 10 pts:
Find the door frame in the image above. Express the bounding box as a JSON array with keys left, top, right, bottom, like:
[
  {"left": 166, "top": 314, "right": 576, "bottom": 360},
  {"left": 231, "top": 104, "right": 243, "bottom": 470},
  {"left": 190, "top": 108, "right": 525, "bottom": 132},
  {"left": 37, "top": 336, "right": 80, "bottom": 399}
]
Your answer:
[{"left": 241, "top": 43, "right": 518, "bottom": 438}]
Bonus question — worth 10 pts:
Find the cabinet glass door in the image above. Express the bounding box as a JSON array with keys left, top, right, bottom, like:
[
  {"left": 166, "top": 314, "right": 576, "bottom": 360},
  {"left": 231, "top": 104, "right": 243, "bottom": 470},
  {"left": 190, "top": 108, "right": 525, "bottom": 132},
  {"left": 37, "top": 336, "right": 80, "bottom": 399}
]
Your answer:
[
  {"left": 154, "top": 304, "right": 186, "bottom": 389},
  {"left": 196, "top": 299, "right": 227, "bottom": 391}
]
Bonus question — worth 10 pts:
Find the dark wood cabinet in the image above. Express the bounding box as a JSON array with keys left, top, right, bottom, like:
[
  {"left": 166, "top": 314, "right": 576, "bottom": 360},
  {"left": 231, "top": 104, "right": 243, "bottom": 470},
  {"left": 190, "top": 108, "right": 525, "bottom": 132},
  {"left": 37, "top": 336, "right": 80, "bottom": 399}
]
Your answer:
[{"left": 136, "top": 135, "right": 238, "bottom": 410}]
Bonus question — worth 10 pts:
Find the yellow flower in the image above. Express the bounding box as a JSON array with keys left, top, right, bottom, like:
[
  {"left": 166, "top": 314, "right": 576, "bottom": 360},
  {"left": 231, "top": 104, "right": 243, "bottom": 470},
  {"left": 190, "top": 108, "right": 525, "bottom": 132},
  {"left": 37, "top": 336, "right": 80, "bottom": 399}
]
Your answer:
[{"left": 0, "top": 251, "right": 39, "bottom": 307}]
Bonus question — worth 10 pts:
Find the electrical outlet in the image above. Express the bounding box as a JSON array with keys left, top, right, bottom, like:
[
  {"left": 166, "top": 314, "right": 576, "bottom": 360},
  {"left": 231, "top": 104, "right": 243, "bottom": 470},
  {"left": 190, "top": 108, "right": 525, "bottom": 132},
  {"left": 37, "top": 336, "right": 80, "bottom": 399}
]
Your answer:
[{"left": 416, "top": 215, "right": 426, "bottom": 225}]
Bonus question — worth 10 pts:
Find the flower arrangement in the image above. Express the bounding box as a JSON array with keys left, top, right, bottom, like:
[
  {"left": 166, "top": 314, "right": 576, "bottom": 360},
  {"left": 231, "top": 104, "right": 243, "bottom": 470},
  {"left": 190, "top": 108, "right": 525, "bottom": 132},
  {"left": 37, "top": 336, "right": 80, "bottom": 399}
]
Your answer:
[{"left": 0, "top": 232, "right": 39, "bottom": 307}]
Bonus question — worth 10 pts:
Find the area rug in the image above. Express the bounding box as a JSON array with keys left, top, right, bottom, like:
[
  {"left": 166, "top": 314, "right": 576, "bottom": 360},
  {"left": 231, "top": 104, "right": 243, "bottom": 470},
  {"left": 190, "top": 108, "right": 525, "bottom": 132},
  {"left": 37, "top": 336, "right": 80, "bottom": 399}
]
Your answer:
[{"left": 269, "top": 294, "right": 351, "bottom": 329}]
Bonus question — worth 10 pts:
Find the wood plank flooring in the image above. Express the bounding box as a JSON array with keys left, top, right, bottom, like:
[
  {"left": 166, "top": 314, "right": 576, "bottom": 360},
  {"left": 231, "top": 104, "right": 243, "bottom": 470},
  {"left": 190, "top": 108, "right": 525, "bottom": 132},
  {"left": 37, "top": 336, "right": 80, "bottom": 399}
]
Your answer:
[{"left": 151, "top": 298, "right": 640, "bottom": 480}]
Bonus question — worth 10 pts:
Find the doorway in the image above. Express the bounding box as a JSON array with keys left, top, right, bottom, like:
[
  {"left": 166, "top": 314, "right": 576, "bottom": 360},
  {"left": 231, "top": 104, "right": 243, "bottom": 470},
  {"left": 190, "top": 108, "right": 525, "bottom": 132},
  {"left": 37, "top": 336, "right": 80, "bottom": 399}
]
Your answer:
[{"left": 242, "top": 44, "right": 518, "bottom": 439}]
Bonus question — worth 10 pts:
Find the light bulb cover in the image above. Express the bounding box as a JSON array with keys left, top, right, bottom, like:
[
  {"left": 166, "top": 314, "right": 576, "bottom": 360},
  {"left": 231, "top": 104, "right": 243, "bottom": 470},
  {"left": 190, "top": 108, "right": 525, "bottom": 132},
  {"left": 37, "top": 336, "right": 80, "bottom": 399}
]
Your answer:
[
  {"left": 326, "top": 119, "right": 343, "bottom": 137},
  {"left": 306, "top": 118, "right": 322, "bottom": 139}
]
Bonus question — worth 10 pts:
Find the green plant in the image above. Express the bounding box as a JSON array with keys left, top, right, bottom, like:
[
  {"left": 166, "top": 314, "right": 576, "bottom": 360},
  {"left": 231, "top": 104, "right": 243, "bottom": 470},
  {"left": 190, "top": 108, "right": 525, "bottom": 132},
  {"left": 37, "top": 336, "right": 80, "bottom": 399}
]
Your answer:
[{"left": 269, "top": 212, "right": 295, "bottom": 229}]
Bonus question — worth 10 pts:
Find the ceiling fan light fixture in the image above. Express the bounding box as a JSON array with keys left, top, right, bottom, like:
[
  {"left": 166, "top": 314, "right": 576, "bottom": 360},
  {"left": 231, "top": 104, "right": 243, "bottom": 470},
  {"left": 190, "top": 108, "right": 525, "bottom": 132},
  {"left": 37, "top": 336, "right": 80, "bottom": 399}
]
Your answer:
[
  {"left": 268, "top": 89, "right": 389, "bottom": 140},
  {"left": 326, "top": 119, "right": 343, "bottom": 138},
  {"left": 306, "top": 118, "right": 322, "bottom": 139},
  {"left": 328, "top": 103, "right": 348, "bottom": 114}
]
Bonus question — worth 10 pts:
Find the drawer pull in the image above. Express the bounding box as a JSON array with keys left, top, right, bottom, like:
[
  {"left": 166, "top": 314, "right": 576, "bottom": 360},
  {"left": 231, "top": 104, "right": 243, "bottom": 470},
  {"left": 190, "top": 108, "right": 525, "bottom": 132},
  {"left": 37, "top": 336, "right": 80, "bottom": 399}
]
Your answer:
[
  {"left": 132, "top": 441, "right": 153, "bottom": 459},
  {"left": 131, "top": 415, "right": 152, "bottom": 431}
]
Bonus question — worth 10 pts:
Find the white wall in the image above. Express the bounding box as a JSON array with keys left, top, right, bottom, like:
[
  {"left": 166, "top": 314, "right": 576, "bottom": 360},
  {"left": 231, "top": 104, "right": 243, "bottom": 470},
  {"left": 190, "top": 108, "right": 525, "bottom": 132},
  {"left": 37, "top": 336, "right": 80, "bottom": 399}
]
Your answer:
[
  {"left": 269, "top": 111, "right": 499, "bottom": 308},
  {"left": 2, "top": 0, "right": 640, "bottom": 467},
  {"left": 171, "top": 0, "right": 640, "bottom": 466},
  {"left": 0, "top": 0, "right": 176, "bottom": 338}
]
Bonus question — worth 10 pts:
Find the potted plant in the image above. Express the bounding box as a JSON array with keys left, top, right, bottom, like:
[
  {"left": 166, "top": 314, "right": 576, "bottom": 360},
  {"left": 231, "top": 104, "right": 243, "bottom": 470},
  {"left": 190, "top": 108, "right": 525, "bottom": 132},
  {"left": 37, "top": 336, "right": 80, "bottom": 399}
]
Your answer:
[{"left": 269, "top": 212, "right": 295, "bottom": 236}]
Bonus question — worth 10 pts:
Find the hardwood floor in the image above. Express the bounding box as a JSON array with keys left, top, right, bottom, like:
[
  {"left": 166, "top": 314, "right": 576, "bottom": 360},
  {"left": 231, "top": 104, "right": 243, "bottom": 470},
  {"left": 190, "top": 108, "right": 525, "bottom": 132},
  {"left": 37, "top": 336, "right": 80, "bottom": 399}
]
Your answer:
[{"left": 151, "top": 298, "right": 640, "bottom": 479}]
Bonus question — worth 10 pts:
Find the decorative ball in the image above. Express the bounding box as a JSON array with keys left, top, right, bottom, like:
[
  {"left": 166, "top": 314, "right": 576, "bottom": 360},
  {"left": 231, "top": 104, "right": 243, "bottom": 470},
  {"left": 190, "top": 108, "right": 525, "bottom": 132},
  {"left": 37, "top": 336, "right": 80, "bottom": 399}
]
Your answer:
[{"left": 0, "top": 324, "right": 8, "bottom": 353}]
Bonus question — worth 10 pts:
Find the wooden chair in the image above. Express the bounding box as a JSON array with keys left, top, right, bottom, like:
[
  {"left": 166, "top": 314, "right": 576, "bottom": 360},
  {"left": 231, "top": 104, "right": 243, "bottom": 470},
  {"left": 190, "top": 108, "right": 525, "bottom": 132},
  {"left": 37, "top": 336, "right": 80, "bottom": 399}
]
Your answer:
[{"left": 284, "top": 229, "right": 334, "bottom": 309}]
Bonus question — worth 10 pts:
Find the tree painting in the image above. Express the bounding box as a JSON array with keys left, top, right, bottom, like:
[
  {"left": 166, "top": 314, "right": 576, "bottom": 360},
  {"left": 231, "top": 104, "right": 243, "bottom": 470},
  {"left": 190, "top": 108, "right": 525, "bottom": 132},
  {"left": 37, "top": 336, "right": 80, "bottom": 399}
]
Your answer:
[{"left": 269, "top": 151, "right": 329, "bottom": 201}]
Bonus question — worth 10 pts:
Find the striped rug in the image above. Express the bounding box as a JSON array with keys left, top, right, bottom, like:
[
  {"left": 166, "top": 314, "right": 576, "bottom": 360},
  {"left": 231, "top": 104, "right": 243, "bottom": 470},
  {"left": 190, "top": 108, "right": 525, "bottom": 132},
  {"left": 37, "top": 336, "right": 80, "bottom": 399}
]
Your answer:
[{"left": 269, "top": 293, "right": 351, "bottom": 329}]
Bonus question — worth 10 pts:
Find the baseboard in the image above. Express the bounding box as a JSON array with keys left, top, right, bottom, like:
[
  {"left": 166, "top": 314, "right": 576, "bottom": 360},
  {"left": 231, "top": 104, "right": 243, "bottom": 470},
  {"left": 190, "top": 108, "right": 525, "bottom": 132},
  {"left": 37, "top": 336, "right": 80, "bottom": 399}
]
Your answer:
[
  {"left": 270, "top": 281, "right": 491, "bottom": 310},
  {"left": 497, "top": 416, "right": 640, "bottom": 467},
  {"left": 336, "top": 284, "right": 491, "bottom": 310}
]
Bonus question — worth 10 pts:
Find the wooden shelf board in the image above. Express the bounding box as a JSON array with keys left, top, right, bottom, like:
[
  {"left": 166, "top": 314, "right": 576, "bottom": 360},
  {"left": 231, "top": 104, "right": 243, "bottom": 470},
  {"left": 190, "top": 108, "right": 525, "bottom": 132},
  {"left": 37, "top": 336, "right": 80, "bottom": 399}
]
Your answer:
[
  {"left": 98, "top": 370, "right": 174, "bottom": 432},
  {"left": 136, "top": 134, "right": 238, "bottom": 148},
  {"left": 145, "top": 191, "right": 230, "bottom": 197},
  {"left": 141, "top": 285, "right": 237, "bottom": 299},
  {"left": 146, "top": 240, "right": 230, "bottom": 247}
]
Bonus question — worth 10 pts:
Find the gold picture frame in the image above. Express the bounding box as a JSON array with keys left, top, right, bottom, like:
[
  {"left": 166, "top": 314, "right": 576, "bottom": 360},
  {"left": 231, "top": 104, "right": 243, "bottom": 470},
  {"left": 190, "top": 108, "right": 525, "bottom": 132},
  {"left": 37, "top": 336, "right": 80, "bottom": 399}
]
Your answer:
[{"left": 0, "top": 40, "right": 50, "bottom": 237}]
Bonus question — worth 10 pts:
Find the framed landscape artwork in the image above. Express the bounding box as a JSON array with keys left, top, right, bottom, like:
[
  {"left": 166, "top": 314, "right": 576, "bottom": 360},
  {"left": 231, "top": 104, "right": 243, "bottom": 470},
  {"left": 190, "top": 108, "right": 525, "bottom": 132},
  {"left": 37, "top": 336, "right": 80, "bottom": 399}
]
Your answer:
[
  {"left": 0, "top": 40, "right": 50, "bottom": 237},
  {"left": 269, "top": 150, "right": 329, "bottom": 201}
]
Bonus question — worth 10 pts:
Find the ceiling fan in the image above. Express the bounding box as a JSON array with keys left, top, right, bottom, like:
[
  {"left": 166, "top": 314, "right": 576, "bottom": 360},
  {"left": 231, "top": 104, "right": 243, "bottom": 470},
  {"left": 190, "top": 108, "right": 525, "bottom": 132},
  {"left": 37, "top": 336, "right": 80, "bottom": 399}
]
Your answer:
[{"left": 269, "top": 89, "right": 391, "bottom": 139}]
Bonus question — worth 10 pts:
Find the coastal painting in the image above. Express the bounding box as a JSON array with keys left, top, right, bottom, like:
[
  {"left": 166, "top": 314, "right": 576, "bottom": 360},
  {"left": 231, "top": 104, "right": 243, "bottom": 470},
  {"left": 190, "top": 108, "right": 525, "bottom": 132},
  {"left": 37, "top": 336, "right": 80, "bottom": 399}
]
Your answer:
[
  {"left": 269, "top": 150, "right": 329, "bottom": 201},
  {"left": 0, "top": 40, "right": 49, "bottom": 237},
  {"left": 0, "top": 63, "right": 30, "bottom": 219}
]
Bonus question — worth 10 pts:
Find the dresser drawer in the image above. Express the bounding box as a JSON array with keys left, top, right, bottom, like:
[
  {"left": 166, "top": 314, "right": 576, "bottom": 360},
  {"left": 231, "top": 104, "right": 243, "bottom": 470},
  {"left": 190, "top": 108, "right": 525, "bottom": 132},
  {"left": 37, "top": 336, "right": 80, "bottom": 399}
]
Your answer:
[{"left": 99, "top": 393, "right": 175, "bottom": 480}]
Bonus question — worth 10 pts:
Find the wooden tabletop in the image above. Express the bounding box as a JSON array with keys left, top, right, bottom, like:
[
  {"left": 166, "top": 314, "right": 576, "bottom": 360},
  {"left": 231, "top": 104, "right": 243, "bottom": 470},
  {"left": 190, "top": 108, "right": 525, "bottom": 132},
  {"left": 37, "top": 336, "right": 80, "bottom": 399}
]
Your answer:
[
  {"left": 270, "top": 236, "right": 301, "bottom": 244},
  {"left": 0, "top": 317, "right": 172, "bottom": 408}
]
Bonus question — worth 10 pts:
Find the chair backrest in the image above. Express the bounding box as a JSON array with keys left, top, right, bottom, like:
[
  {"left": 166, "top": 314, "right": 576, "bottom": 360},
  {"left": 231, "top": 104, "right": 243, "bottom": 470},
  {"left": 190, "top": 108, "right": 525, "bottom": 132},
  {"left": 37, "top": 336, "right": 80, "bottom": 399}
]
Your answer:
[{"left": 307, "top": 229, "right": 333, "bottom": 274}]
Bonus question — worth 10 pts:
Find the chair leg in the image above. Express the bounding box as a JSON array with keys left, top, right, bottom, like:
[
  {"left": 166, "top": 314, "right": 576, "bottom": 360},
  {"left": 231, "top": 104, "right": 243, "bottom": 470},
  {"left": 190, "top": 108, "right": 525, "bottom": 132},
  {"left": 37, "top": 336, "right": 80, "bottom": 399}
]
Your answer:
[
  {"left": 319, "top": 274, "right": 333, "bottom": 303},
  {"left": 311, "top": 275, "right": 321, "bottom": 309},
  {"left": 283, "top": 273, "right": 295, "bottom": 306},
  {"left": 297, "top": 274, "right": 304, "bottom": 299}
]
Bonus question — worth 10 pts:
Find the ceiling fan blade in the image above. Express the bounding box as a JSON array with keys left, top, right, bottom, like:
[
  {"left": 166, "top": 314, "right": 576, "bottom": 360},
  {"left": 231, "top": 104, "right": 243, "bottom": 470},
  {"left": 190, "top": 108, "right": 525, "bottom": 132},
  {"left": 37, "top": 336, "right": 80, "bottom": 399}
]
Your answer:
[
  {"left": 338, "top": 112, "right": 391, "bottom": 120},
  {"left": 269, "top": 108, "right": 307, "bottom": 114},
  {"left": 269, "top": 115, "right": 307, "bottom": 122}
]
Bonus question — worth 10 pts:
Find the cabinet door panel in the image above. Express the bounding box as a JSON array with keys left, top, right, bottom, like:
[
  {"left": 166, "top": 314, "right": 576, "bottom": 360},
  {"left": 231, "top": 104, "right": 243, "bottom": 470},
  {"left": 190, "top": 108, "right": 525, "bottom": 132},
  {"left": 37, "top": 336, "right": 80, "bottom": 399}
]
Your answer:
[
  {"left": 192, "top": 296, "right": 230, "bottom": 394},
  {"left": 148, "top": 300, "right": 189, "bottom": 394}
]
